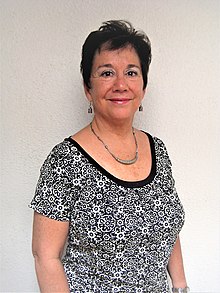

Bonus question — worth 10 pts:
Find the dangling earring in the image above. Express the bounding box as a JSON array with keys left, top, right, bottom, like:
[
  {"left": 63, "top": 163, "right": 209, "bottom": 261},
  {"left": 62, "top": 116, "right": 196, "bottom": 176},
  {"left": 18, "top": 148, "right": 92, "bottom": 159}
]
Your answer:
[
  {"left": 139, "top": 104, "right": 143, "bottom": 112},
  {"left": 88, "top": 101, "right": 93, "bottom": 113}
]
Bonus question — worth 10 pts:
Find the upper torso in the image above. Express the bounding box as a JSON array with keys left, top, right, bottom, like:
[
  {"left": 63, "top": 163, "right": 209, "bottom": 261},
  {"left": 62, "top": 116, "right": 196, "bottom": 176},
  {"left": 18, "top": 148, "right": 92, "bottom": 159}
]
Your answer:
[
  {"left": 30, "top": 132, "right": 185, "bottom": 292},
  {"left": 72, "top": 127, "right": 152, "bottom": 183}
]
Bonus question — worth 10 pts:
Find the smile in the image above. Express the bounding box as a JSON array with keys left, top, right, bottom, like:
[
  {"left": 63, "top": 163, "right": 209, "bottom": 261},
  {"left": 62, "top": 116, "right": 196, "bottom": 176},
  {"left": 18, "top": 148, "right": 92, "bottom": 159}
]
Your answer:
[{"left": 109, "top": 99, "right": 131, "bottom": 104}]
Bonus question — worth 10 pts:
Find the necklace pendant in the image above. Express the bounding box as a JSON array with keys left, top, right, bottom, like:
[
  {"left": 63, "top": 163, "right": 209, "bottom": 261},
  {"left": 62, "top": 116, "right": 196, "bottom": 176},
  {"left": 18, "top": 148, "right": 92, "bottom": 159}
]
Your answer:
[
  {"left": 115, "top": 154, "right": 138, "bottom": 165},
  {"left": 90, "top": 122, "right": 138, "bottom": 165}
]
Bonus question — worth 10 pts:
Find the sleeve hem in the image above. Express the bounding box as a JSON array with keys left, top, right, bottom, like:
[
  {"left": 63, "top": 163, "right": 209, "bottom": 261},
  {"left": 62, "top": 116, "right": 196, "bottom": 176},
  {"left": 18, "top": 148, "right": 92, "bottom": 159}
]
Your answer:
[{"left": 28, "top": 204, "right": 70, "bottom": 222}]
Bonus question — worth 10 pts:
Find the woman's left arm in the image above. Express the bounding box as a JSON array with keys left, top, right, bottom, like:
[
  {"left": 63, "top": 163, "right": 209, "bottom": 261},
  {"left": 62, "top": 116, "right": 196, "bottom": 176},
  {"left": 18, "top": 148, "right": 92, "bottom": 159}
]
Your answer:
[{"left": 168, "top": 236, "right": 188, "bottom": 288}]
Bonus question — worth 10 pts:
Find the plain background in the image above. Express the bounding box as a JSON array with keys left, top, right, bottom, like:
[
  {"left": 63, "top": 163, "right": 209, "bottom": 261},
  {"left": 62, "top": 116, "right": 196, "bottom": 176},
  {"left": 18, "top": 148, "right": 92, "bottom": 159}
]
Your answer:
[{"left": 1, "top": 0, "right": 220, "bottom": 292}]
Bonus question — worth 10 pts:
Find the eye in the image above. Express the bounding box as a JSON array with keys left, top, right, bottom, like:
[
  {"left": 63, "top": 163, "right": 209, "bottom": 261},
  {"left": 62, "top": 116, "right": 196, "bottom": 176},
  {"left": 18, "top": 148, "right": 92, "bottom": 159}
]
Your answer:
[
  {"left": 100, "top": 70, "right": 115, "bottom": 78},
  {"left": 126, "top": 70, "right": 139, "bottom": 77}
]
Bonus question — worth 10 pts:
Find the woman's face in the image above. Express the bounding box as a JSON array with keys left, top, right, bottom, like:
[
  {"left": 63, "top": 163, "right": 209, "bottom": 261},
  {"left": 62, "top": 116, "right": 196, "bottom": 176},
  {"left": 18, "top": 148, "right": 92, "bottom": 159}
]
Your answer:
[{"left": 84, "top": 46, "right": 145, "bottom": 124}]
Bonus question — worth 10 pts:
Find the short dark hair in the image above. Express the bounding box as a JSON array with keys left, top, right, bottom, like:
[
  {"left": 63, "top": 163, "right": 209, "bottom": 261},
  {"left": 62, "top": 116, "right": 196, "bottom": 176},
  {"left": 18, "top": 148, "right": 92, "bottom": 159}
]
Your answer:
[{"left": 80, "top": 20, "right": 152, "bottom": 90}]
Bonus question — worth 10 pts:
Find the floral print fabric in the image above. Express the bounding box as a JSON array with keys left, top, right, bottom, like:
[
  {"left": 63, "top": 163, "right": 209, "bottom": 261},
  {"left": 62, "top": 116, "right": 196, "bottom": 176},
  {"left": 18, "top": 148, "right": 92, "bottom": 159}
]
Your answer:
[{"left": 30, "top": 133, "right": 185, "bottom": 293}]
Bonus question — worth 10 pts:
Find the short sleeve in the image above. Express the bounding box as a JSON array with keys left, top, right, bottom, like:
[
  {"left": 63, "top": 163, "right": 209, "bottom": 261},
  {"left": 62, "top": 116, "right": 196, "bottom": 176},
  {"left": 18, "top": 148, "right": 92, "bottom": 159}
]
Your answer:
[
  {"left": 153, "top": 136, "right": 173, "bottom": 168},
  {"left": 29, "top": 144, "right": 72, "bottom": 221}
]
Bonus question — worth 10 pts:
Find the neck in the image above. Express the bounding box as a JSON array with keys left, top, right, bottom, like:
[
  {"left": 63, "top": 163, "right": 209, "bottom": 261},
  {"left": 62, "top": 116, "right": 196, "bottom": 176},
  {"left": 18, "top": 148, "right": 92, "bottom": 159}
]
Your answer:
[
  {"left": 90, "top": 121, "right": 138, "bottom": 165},
  {"left": 92, "top": 116, "right": 134, "bottom": 138}
]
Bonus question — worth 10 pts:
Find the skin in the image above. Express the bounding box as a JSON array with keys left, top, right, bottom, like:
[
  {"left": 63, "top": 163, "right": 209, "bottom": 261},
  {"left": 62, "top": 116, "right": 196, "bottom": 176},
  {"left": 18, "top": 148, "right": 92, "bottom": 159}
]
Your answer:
[
  {"left": 168, "top": 236, "right": 187, "bottom": 287},
  {"left": 85, "top": 46, "right": 145, "bottom": 129},
  {"left": 75, "top": 46, "right": 152, "bottom": 182},
  {"left": 32, "top": 212, "right": 70, "bottom": 292},
  {"left": 32, "top": 45, "right": 187, "bottom": 291}
]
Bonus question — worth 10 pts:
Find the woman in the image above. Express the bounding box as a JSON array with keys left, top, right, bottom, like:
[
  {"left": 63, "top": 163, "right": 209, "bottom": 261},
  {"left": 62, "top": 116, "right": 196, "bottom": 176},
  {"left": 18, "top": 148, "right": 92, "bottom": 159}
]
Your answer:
[{"left": 30, "top": 20, "right": 189, "bottom": 292}]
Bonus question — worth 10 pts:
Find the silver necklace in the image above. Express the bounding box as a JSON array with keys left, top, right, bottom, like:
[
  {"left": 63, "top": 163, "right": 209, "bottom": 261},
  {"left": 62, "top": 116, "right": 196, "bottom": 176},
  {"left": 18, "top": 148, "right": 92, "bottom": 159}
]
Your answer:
[{"left": 90, "top": 122, "right": 138, "bottom": 165}]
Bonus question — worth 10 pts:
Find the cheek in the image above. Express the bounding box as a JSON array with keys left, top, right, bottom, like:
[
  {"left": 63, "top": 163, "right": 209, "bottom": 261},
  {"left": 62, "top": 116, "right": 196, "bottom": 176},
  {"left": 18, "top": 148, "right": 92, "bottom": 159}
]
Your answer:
[
  {"left": 90, "top": 82, "right": 111, "bottom": 97},
  {"left": 132, "top": 83, "right": 145, "bottom": 97},
  {"left": 140, "top": 89, "right": 145, "bottom": 98},
  {"left": 88, "top": 88, "right": 104, "bottom": 103}
]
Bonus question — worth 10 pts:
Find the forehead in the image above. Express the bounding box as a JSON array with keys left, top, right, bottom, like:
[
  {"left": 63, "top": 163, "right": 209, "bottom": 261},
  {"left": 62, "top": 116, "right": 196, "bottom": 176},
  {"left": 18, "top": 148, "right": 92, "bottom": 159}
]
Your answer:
[{"left": 92, "top": 46, "right": 141, "bottom": 67}]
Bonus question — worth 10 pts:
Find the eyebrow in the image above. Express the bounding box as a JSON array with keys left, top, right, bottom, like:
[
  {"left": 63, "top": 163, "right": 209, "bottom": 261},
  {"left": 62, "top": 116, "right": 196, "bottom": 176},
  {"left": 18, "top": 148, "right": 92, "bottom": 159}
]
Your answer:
[{"left": 96, "top": 64, "right": 141, "bottom": 70}]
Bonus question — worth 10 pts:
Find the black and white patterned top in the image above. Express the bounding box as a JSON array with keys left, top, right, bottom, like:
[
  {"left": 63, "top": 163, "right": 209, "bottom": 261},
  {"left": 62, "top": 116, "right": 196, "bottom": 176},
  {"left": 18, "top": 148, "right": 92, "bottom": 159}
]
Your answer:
[{"left": 30, "top": 132, "right": 185, "bottom": 293}]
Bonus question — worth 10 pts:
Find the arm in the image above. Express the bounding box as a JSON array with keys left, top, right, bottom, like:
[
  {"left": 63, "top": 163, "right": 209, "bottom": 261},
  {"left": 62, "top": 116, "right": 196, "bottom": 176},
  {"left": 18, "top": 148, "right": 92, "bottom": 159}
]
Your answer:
[
  {"left": 32, "top": 212, "right": 70, "bottom": 292},
  {"left": 168, "top": 236, "right": 187, "bottom": 288}
]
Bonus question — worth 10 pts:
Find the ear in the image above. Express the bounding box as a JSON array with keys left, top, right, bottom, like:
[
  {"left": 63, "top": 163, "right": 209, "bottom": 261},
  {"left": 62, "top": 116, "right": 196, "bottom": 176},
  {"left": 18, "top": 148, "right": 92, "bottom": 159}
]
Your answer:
[
  {"left": 83, "top": 83, "right": 92, "bottom": 102},
  {"left": 140, "top": 88, "right": 146, "bottom": 102}
]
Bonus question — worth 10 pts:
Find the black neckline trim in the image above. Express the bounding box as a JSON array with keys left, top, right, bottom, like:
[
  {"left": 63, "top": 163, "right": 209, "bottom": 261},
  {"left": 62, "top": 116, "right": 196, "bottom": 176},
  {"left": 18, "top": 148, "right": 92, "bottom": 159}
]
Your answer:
[{"left": 65, "top": 132, "right": 156, "bottom": 188}]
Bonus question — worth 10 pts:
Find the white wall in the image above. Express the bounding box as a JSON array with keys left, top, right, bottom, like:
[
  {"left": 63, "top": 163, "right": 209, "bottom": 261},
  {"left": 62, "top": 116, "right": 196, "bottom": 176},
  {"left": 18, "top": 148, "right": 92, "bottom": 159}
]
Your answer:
[{"left": 1, "top": 0, "right": 219, "bottom": 292}]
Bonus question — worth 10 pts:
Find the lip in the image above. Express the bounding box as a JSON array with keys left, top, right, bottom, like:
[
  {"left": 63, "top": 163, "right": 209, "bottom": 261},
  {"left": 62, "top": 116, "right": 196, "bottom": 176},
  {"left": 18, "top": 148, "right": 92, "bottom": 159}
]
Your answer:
[{"left": 108, "top": 98, "right": 132, "bottom": 104}]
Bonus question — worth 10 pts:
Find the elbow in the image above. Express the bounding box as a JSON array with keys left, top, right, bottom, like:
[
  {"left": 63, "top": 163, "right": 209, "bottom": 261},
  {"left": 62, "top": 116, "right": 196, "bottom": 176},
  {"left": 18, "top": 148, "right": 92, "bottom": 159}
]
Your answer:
[
  {"left": 32, "top": 247, "right": 62, "bottom": 264},
  {"left": 32, "top": 242, "right": 42, "bottom": 261},
  {"left": 32, "top": 249, "right": 44, "bottom": 269}
]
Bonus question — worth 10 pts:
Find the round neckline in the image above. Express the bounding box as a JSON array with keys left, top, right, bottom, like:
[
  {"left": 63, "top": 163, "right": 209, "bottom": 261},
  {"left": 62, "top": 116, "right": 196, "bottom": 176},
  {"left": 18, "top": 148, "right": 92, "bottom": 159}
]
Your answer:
[{"left": 65, "top": 132, "right": 156, "bottom": 188}]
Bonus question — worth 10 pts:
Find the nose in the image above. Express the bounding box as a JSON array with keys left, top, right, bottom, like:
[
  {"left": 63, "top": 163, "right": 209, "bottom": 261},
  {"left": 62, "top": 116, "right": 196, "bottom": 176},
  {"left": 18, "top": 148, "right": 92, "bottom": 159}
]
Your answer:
[{"left": 112, "top": 75, "right": 128, "bottom": 92}]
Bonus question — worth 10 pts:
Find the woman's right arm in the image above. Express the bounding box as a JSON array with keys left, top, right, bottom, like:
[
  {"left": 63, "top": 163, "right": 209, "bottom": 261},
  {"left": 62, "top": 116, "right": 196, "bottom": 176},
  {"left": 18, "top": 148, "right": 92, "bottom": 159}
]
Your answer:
[{"left": 32, "top": 211, "right": 70, "bottom": 292}]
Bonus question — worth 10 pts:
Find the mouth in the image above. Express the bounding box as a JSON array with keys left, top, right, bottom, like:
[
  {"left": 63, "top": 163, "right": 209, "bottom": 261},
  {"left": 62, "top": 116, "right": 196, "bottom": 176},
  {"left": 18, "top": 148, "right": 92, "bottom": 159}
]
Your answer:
[{"left": 108, "top": 98, "right": 132, "bottom": 105}]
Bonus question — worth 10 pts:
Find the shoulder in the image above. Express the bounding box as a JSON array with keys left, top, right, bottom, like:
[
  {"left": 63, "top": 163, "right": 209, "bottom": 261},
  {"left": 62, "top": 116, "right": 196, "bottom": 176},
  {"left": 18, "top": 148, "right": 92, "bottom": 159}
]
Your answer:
[
  {"left": 139, "top": 130, "right": 167, "bottom": 149},
  {"left": 152, "top": 135, "right": 172, "bottom": 167},
  {"left": 49, "top": 139, "right": 77, "bottom": 157},
  {"left": 47, "top": 136, "right": 82, "bottom": 159},
  {"left": 140, "top": 130, "right": 172, "bottom": 165},
  {"left": 39, "top": 138, "right": 80, "bottom": 173},
  {"left": 152, "top": 135, "right": 167, "bottom": 149}
]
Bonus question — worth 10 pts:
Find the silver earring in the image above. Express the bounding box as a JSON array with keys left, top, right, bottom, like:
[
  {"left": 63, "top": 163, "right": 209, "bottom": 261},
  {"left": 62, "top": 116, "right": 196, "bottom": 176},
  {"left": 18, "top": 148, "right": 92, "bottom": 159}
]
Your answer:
[
  {"left": 88, "top": 102, "right": 93, "bottom": 114},
  {"left": 139, "top": 104, "right": 143, "bottom": 112}
]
